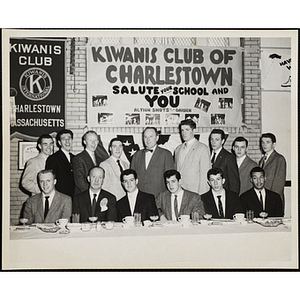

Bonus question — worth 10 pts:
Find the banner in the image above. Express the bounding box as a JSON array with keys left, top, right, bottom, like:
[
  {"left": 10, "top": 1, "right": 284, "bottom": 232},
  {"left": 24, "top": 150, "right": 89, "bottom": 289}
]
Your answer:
[
  {"left": 10, "top": 38, "right": 65, "bottom": 137},
  {"left": 87, "top": 42, "right": 243, "bottom": 128}
]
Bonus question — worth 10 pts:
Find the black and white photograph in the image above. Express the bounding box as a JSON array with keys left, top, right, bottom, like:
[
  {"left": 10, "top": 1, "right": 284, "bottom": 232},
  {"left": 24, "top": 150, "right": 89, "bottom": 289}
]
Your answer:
[{"left": 1, "top": 28, "right": 298, "bottom": 274}]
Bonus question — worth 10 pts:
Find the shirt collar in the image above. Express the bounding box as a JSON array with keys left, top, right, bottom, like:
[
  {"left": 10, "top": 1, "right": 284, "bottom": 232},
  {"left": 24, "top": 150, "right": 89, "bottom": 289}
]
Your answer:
[{"left": 61, "top": 148, "right": 70, "bottom": 159}]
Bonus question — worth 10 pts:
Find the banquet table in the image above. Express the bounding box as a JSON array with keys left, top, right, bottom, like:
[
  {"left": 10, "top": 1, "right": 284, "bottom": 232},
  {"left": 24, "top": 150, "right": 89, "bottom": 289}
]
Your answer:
[{"left": 5, "top": 218, "right": 296, "bottom": 269}]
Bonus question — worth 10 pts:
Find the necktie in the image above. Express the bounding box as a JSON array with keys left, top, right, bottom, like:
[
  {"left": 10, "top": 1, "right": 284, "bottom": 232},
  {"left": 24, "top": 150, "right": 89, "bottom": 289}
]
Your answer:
[
  {"left": 217, "top": 195, "right": 224, "bottom": 218},
  {"left": 116, "top": 159, "right": 123, "bottom": 173},
  {"left": 259, "top": 191, "right": 264, "bottom": 210},
  {"left": 145, "top": 149, "right": 153, "bottom": 153},
  {"left": 44, "top": 196, "right": 49, "bottom": 220},
  {"left": 92, "top": 194, "right": 97, "bottom": 217},
  {"left": 174, "top": 195, "right": 179, "bottom": 221},
  {"left": 261, "top": 155, "right": 267, "bottom": 168},
  {"left": 211, "top": 152, "right": 216, "bottom": 165}
]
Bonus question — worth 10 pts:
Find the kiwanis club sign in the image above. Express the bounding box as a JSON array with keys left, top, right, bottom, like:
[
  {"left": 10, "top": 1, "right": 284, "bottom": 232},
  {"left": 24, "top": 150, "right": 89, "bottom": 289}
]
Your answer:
[{"left": 10, "top": 38, "right": 65, "bottom": 137}]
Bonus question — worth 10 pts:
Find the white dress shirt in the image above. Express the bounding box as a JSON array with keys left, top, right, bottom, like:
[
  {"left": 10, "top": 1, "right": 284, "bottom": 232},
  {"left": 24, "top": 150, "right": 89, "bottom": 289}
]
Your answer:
[
  {"left": 127, "top": 188, "right": 139, "bottom": 215},
  {"left": 89, "top": 189, "right": 100, "bottom": 206},
  {"left": 254, "top": 188, "right": 266, "bottom": 211},
  {"left": 236, "top": 154, "right": 246, "bottom": 168},
  {"left": 211, "top": 147, "right": 222, "bottom": 162},
  {"left": 42, "top": 189, "right": 55, "bottom": 211},
  {"left": 86, "top": 149, "right": 96, "bottom": 165},
  {"left": 171, "top": 188, "right": 184, "bottom": 221},
  {"left": 212, "top": 189, "right": 226, "bottom": 216},
  {"left": 145, "top": 145, "right": 157, "bottom": 169},
  {"left": 61, "top": 148, "right": 71, "bottom": 162}
]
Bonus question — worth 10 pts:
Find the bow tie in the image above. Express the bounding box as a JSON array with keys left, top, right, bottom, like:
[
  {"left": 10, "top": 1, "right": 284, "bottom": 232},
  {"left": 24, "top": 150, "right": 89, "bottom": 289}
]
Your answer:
[{"left": 145, "top": 149, "right": 153, "bottom": 153}]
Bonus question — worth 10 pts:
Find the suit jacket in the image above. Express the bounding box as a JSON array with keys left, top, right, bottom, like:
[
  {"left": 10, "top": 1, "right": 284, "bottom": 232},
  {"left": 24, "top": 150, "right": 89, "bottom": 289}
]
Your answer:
[
  {"left": 238, "top": 155, "right": 258, "bottom": 196},
  {"left": 46, "top": 149, "right": 75, "bottom": 197},
  {"left": 131, "top": 146, "right": 174, "bottom": 198},
  {"left": 21, "top": 152, "right": 47, "bottom": 195},
  {"left": 201, "top": 189, "right": 243, "bottom": 219},
  {"left": 116, "top": 190, "right": 158, "bottom": 222},
  {"left": 73, "top": 148, "right": 108, "bottom": 194},
  {"left": 174, "top": 139, "right": 211, "bottom": 195},
  {"left": 155, "top": 189, "right": 206, "bottom": 220},
  {"left": 213, "top": 148, "right": 240, "bottom": 195},
  {"left": 73, "top": 189, "right": 117, "bottom": 223},
  {"left": 100, "top": 156, "right": 129, "bottom": 200},
  {"left": 24, "top": 190, "right": 72, "bottom": 224},
  {"left": 259, "top": 150, "right": 286, "bottom": 201},
  {"left": 240, "top": 188, "right": 283, "bottom": 217}
]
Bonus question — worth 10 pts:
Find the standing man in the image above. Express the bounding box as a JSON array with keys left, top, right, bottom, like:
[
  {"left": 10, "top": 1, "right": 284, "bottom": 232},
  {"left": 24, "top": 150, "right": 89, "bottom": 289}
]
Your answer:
[
  {"left": 232, "top": 136, "right": 258, "bottom": 195},
  {"left": 259, "top": 133, "right": 286, "bottom": 202},
  {"left": 73, "top": 130, "right": 109, "bottom": 194},
  {"left": 21, "top": 134, "right": 54, "bottom": 195},
  {"left": 156, "top": 169, "right": 205, "bottom": 222},
  {"left": 174, "top": 119, "right": 211, "bottom": 195},
  {"left": 209, "top": 129, "right": 240, "bottom": 195},
  {"left": 240, "top": 167, "right": 283, "bottom": 217},
  {"left": 23, "top": 169, "right": 72, "bottom": 224},
  {"left": 201, "top": 168, "right": 242, "bottom": 219},
  {"left": 117, "top": 169, "right": 158, "bottom": 222},
  {"left": 73, "top": 166, "right": 117, "bottom": 223},
  {"left": 46, "top": 129, "right": 75, "bottom": 197},
  {"left": 131, "top": 127, "right": 174, "bottom": 198},
  {"left": 100, "top": 138, "right": 129, "bottom": 201}
]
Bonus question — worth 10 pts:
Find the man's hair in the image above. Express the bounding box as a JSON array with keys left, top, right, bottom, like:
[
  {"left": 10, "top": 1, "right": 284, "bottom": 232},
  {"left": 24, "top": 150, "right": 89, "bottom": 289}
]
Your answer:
[
  {"left": 56, "top": 129, "right": 73, "bottom": 147},
  {"left": 108, "top": 137, "right": 123, "bottom": 154},
  {"left": 82, "top": 130, "right": 98, "bottom": 148},
  {"left": 231, "top": 136, "right": 248, "bottom": 154},
  {"left": 120, "top": 169, "right": 137, "bottom": 182},
  {"left": 142, "top": 127, "right": 159, "bottom": 137},
  {"left": 37, "top": 169, "right": 56, "bottom": 180},
  {"left": 250, "top": 166, "right": 265, "bottom": 177},
  {"left": 36, "top": 134, "right": 53, "bottom": 152},
  {"left": 88, "top": 166, "right": 105, "bottom": 178},
  {"left": 164, "top": 169, "right": 181, "bottom": 181},
  {"left": 209, "top": 129, "right": 226, "bottom": 141},
  {"left": 180, "top": 118, "right": 196, "bottom": 130},
  {"left": 261, "top": 132, "right": 276, "bottom": 143},
  {"left": 207, "top": 167, "right": 224, "bottom": 180}
]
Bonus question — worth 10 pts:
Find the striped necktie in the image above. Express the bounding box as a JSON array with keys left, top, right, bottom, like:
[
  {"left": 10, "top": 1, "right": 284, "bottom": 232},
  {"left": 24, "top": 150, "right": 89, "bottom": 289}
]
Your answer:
[
  {"left": 92, "top": 194, "right": 97, "bottom": 217},
  {"left": 174, "top": 195, "right": 179, "bottom": 221},
  {"left": 211, "top": 152, "right": 216, "bottom": 165},
  {"left": 217, "top": 195, "right": 224, "bottom": 218},
  {"left": 259, "top": 191, "right": 264, "bottom": 211}
]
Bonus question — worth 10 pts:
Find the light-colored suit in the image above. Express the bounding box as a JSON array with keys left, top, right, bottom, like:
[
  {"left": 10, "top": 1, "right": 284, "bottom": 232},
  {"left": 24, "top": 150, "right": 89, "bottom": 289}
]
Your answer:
[
  {"left": 259, "top": 150, "right": 286, "bottom": 201},
  {"left": 131, "top": 146, "right": 174, "bottom": 198},
  {"left": 238, "top": 155, "right": 258, "bottom": 196},
  {"left": 155, "top": 189, "right": 206, "bottom": 220},
  {"left": 174, "top": 140, "right": 211, "bottom": 195},
  {"left": 100, "top": 156, "right": 129, "bottom": 200},
  {"left": 21, "top": 152, "right": 47, "bottom": 195},
  {"left": 24, "top": 190, "right": 72, "bottom": 224}
]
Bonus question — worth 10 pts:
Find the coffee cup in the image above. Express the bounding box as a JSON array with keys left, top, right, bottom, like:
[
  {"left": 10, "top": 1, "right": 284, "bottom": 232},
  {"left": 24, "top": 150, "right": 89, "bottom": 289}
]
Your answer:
[
  {"left": 56, "top": 218, "right": 68, "bottom": 228},
  {"left": 122, "top": 216, "right": 134, "bottom": 226},
  {"left": 105, "top": 221, "right": 114, "bottom": 230},
  {"left": 178, "top": 215, "right": 190, "bottom": 222},
  {"left": 81, "top": 222, "right": 91, "bottom": 232},
  {"left": 233, "top": 213, "right": 245, "bottom": 222},
  {"left": 143, "top": 220, "right": 152, "bottom": 227}
]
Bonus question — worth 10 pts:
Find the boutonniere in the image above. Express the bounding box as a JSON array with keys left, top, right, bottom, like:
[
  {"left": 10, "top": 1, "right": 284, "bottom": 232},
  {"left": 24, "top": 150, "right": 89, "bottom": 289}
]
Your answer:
[{"left": 100, "top": 198, "right": 108, "bottom": 212}]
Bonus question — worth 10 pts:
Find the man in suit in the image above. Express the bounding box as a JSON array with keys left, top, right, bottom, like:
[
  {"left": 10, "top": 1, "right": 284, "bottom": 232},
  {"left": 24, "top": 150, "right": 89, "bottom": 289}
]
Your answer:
[
  {"left": 46, "top": 129, "right": 75, "bottom": 197},
  {"left": 100, "top": 138, "right": 129, "bottom": 201},
  {"left": 259, "top": 133, "right": 286, "bottom": 202},
  {"left": 73, "top": 130, "right": 109, "bottom": 194},
  {"left": 23, "top": 169, "right": 72, "bottom": 224},
  {"left": 209, "top": 129, "right": 240, "bottom": 195},
  {"left": 155, "top": 169, "right": 205, "bottom": 221},
  {"left": 21, "top": 134, "right": 54, "bottom": 195},
  {"left": 117, "top": 169, "right": 158, "bottom": 222},
  {"left": 201, "top": 168, "right": 243, "bottom": 219},
  {"left": 232, "top": 136, "right": 258, "bottom": 195},
  {"left": 131, "top": 127, "right": 174, "bottom": 198},
  {"left": 73, "top": 166, "right": 117, "bottom": 223},
  {"left": 240, "top": 167, "right": 283, "bottom": 217},
  {"left": 174, "top": 119, "right": 211, "bottom": 195}
]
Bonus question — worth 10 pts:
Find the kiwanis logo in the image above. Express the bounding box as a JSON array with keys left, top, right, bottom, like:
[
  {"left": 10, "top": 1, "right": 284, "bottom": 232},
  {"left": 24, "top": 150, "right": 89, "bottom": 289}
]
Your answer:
[{"left": 19, "top": 67, "right": 52, "bottom": 101}]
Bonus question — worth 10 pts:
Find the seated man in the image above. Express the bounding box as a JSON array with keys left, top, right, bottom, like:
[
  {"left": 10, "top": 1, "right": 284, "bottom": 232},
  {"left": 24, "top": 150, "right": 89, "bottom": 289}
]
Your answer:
[
  {"left": 23, "top": 169, "right": 72, "bottom": 224},
  {"left": 201, "top": 168, "right": 243, "bottom": 219},
  {"left": 73, "top": 166, "right": 117, "bottom": 223},
  {"left": 155, "top": 169, "right": 205, "bottom": 221},
  {"left": 240, "top": 167, "right": 283, "bottom": 217},
  {"left": 117, "top": 169, "right": 158, "bottom": 222}
]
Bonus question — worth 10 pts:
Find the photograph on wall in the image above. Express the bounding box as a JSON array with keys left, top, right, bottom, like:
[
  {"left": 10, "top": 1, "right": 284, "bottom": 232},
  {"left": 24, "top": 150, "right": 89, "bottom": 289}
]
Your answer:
[
  {"left": 18, "top": 141, "right": 39, "bottom": 170},
  {"left": 125, "top": 113, "right": 140, "bottom": 125},
  {"left": 164, "top": 113, "right": 180, "bottom": 126},
  {"left": 211, "top": 113, "right": 225, "bottom": 125},
  {"left": 185, "top": 114, "right": 200, "bottom": 125},
  {"left": 92, "top": 95, "right": 108, "bottom": 107},
  {"left": 194, "top": 97, "right": 211, "bottom": 113},
  {"left": 218, "top": 97, "right": 233, "bottom": 109},
  {"left": 145, "top": 113, "right": 160, "bottom": 126},
  {"left": 98, "top": 112, "right": 113, "bottom": 124}
]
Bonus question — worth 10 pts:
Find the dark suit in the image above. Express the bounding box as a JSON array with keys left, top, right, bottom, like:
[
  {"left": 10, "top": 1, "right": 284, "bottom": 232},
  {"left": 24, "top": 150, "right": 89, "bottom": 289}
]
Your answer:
[
  {"left": 238, "top": 155, "right": 258, "bottom": 196},
  {"left": 240, "top": 188, "right": 283, "bottom": 217},
  {"left": 155, "top": 189, "right": 206, "bottom": 220},
  {"left": 46, "top": 150, "right": 75, "bottom": 197},
  {"left": 73, "top": 189, "right": 117, "bottom": 223},
  {"left": 213, "top": 148, "right": 240, "bottom": 195},
  {"left": 73, "top": 148, "right": 108, "bottom": 194},
  {"left": 201, "top": 189, "right": 243, "bottom": 219},
  {"left": 24, "top": 190, "right": 72, "bottom": 224},
  {"left": 131, "top": 146, "right": 174, "bottom": 198},
  {"left": 116, "top": 190, "right": 158, "bottom": 222}
]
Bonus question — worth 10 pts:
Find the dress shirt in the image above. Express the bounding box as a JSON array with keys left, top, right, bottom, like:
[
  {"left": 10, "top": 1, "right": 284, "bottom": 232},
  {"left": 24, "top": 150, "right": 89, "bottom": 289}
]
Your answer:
[
  {"left": 171, "top": 188, "right": 184, "bottom": 221},
  {"left": 111, "top": 156, "right": 123, "bottom": 171},
  {"left": 127, "top": 188, "right": 139, "bottom": 215},
  {"left": 145, "top": 145, "right": 157, "bottom": 169},
  {"left": 211, "top": 147, "right": 222, "bottom": 163},
  {"left": 86, "top": 149, "right": 96, "bottom": 166},
  {"left": 177, "top": 138, "right": 196, "bottom": 169},
  {"left": 263, "top": 149, "right": 274, "bottom": 164},
  {"left": 61, "top": 148, "right": 71, "bottom": 163},
  {"left": 254, "top": 188, "right": 266, "bottom": 211},
  {"left": 89, "top": 189, "right": 100, "bottom": 206},
  {"left": 236, "top": 154, "right": 246, "bottom": 168},
  {"left": 42, "top": 189, "right": 55, "bottom": 211},
  {"left": 212, "top": 189, "right": 226, "bottom": 217}
]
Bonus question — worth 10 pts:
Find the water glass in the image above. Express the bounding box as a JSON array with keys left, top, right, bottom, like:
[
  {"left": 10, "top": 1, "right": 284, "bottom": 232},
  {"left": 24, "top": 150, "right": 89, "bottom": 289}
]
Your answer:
[{"left": 134, "top": 213, "right": 142, "bottom": 227}]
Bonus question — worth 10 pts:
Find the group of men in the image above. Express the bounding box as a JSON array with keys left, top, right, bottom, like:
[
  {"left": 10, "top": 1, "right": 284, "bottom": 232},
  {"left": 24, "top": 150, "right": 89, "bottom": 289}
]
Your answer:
[{"left": 21, "top": 120, "right": 286, "bottom": 225}]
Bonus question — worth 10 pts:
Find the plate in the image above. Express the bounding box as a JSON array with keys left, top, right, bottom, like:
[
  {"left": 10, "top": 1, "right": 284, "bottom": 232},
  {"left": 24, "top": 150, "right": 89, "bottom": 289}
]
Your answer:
[
  {"left": 254, "top": 218, "right": 283, "bottom": 227},
  {"left": 37, "top": 224, "right": 61, "bottom": 233},
  {"left": 66, "top": 223, "right": 81, "bottom": 228}
]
